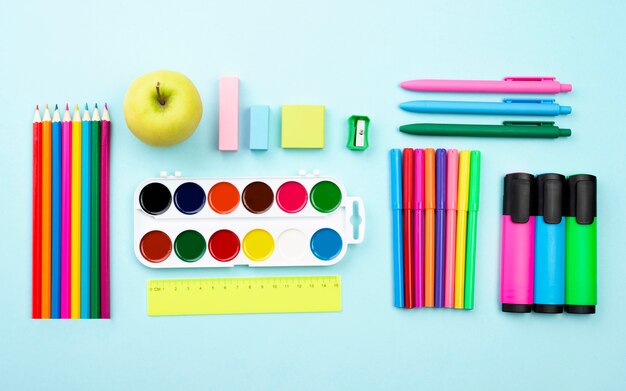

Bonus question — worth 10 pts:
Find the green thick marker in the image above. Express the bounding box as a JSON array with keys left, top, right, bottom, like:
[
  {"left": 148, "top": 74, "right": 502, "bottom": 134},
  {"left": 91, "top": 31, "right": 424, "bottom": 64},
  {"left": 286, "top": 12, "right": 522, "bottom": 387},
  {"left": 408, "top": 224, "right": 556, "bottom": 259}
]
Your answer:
[
  {"left": 90, "top": 106, "right": 101, "bottom": 318},
  {"left": 399, "top": 121, "right": 571, "bottom": 138},
  {"left": 565, "top": 174, "right": 597, "bottom": 314},
  {"left": 464, "top": 151, "right": 481, "bottom": 309}
]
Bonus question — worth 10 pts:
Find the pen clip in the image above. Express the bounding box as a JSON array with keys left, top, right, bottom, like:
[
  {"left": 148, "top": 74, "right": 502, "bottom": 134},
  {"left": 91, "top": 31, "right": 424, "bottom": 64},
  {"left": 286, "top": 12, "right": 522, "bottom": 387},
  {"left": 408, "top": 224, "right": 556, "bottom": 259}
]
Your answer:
[
  {"left": 502, "top": 98, "right": 555, "bottom": 104},
  {"left": 503, "top": 76, "right": 556, "bottom": 82},
  {"left": 503, "top": 121, "right": 555, "bottom": 127}
]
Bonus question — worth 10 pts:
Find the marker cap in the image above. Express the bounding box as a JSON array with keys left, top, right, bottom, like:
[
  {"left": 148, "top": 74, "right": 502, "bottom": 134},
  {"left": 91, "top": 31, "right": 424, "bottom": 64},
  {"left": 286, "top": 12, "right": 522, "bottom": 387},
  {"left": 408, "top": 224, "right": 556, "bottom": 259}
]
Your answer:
[
  {"left": 503, "top": 173, "right": 536, "bottom": 223},
  {"left": 445, "top": 149, "right": 459, "bottom": 210},
  {"left": 435, "top": 149, "right": 446, "bottom": 210},
  {"left": 390, "top": 149, "right": 402, "bottom": 210},
  {"left": 403, "top": 148, "right": 414, "bottom": 210},
  {"left": 468, "top": 151, "right": 481, "bottom": 212},
  {"left": 424, "top": 148, "right": 435, "bottom": 209},
  {"left": 566, "top": 174, "right": 597, "bottom": 224},
  {"left": 414, "top": 149, "right": 425, "bottom": 210},
  {"left": 536, "top": 173, "right": 565, "bottom": 224}
]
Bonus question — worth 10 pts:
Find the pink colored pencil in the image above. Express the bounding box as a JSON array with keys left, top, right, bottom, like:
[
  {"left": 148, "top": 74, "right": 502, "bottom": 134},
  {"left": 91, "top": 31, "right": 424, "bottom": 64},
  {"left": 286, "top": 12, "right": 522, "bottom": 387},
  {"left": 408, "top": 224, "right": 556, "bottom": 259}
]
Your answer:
[
  {"left": 100, "top": 104, "right": 111, "bottom": 318},
  {"left": 61, "top": 105, "right": 72, "bottom": 318},
  {"left": 444, "top": 149, "right": 459, "bottom": 308},
  {"left": 413, "top": 149, "right": 425, "bottom": 307}
]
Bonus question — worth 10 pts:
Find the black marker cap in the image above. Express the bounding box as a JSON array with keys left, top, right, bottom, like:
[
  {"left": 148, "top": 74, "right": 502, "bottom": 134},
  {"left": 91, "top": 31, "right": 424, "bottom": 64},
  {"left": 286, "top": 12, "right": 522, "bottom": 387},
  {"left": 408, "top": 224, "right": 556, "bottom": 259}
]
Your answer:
[
  {"left": 565, "top": 305, "right": 596, "bottom": 314},
  {"left": 502, "top": 303, "right": 532, "bottom": 313},
  {"left": 503, "top": 173, "right": 536, "bottom": 223},
  {"left": 536, "top": 173, "right": 566, "bottom": 224},
  {"left": 533, "top": 304, "right": 564, "bottom": 314},
  {"left": 566, "top": 174, "right": 597, "bottom": 224}
]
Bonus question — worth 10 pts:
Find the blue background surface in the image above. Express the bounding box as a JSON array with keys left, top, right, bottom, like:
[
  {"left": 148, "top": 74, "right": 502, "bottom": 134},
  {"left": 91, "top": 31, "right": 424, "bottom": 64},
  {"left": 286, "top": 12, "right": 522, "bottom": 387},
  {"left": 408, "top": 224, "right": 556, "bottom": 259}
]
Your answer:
[{"left": 1, "top": 1, "right": 625, "bottom": 389}]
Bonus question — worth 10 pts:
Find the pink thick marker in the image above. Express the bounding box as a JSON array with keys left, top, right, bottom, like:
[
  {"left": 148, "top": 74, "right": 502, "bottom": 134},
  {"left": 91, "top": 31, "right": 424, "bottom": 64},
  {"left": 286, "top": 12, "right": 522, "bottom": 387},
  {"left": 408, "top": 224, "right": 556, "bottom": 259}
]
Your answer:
[
  {"left": 413, "top": 149, "right": 425, "bottom": 307},
  {"left": 501, "top": 173, "right": 536, "bottom": 313},
  {"left": 444, "top": 149, "right": 458, "bottom": 308},
  {"left": 218, "top": 76, "right": 239, "bottom": 151},
  {"left": 60, "top": 106, "right": 72, "bottom": 318}
]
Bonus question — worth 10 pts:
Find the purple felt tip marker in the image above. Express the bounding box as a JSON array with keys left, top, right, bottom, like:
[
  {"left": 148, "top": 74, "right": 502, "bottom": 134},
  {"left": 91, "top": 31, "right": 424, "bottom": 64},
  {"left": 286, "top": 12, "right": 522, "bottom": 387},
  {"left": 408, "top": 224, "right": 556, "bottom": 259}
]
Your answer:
[{"left": 434, "top": 149, "right": 447, "bottom": 307}]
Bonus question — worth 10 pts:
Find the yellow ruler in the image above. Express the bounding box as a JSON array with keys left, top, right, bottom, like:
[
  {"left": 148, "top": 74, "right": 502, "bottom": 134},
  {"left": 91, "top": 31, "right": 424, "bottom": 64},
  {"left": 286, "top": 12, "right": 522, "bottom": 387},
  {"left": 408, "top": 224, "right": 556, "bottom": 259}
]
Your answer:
[{"left": 147, "top": 276, "right": 341, "bottom": 316}]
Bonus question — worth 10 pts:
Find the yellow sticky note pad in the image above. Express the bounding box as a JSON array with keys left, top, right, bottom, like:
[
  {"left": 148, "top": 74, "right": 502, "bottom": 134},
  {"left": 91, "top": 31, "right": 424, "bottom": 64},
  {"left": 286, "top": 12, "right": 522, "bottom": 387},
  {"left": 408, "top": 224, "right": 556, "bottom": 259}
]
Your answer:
[{"left": 281, "top": 105, "right": 325, "bottom": 148}]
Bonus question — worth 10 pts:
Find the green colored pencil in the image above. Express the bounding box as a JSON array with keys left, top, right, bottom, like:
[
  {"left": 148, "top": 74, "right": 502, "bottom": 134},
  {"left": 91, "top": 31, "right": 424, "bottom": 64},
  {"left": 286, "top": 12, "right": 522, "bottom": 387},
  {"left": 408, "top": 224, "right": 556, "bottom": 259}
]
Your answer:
[
  {"left": 90, "top": 105, "right": 101, "bottom": 318},
  {"left": 464, "top": 151, "right": 481, "bottom": 309}
]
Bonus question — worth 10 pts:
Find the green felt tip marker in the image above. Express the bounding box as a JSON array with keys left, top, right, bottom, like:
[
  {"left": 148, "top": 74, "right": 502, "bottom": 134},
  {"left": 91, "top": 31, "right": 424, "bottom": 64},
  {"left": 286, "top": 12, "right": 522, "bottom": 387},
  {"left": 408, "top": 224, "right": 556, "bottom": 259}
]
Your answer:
[
  {"left": 464, "top": 151, "right": 481, "bottom": 309},
  {"left": 565, "top": 174, "right": 597, "bottom": 314},
  {"left": 399, "top": 121, "right": 571, "bottom": 138}
]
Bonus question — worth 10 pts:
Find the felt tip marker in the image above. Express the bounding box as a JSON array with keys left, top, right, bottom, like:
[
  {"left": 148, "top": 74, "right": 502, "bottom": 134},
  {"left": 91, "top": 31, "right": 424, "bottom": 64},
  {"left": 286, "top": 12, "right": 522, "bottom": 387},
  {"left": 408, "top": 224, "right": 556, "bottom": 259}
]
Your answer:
[
  {"left": 434, "top": 149, "right": 446, "bottom": 308},
  {"left": 565, "top": 174, "right": 597, "bottom": 314},
  {"left": 424, "top": 148, "right": 435, "bottom": 307},
  {"left": 454, "top": 151, "right": 470, "bottom": 309},
  {"left": 400, "top": 77, "right": 572, "bottom": 94},
  {"left": 533, "top": 174, "right": 566, "bottom": 314},
  {"left": 413, "top": 149, "right": 425, "bottom": 308},
  {"left": 444, "top": 149, "right": 458, "bottom": 308},
  {"left": 390, "top": 149, "right": 404, "bottom": 308},
  {"left": 501, "top": 173, "right": 536, "bottom": 313},
  {"left": 464, "top": 151, "right": 481, "bottom": 310},
  {"left": 402, "top": 149, "right": 415, "bottom": 308}
]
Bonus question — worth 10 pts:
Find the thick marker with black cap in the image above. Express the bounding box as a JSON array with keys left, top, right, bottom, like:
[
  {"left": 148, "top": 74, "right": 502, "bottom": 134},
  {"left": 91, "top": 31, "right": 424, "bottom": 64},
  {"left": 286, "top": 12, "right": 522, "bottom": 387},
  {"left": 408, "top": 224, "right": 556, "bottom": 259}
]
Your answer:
[
  {"left": 565, "top": 174, "right": 597, "bottom": 314},
  {"left": 501, "top": 173, "right": 536, "bottom": 313},
  {"left": 533, "top": 174, "right": 566, "bottom": 313}
]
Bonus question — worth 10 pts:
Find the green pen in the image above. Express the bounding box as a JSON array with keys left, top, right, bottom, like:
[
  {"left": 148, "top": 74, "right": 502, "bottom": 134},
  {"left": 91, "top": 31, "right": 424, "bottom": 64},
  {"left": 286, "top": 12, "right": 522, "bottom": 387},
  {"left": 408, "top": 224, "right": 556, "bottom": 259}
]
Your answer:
[
  {"left": 399, "top": 121, "right": 571, "bottom": 138},
  {"left": 464, "top": 151, "right": 480, "bottom": 309},
  {"left": 565, "top": 174, "right": 597, "bottom": 314}
]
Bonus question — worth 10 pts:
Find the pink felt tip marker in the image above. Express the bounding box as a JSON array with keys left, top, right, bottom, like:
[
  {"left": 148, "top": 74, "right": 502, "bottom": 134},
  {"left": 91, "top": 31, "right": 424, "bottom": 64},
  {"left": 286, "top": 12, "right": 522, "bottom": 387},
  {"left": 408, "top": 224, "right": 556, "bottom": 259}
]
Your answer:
[
  {"left": 60, "top": 105, "right": 72, "bottom": 318},
  {"left": 414, "top": 149, "right": 425, "bottom": 307},
  {"left": 400, "top": 77, "right": 572, "bottom": 94},
  {"left": 444, "top": 149, "right": 458, "bottom": 308}
]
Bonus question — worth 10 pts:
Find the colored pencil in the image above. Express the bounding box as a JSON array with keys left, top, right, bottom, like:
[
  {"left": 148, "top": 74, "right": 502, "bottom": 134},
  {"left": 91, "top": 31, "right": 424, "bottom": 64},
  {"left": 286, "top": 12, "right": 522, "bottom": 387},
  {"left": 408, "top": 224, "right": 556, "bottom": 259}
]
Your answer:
[
  {"left": 80, "top": 105, "right": 91, "bottom": 318},
  {"left": 424, "top": 148, "right": 435, "bottom": 307},
  {"left": 51, "top": 105, "right": 62, "bottom": 318},
  {"left": 444, "top": 149, "right": 459, "bottom": 308},
  {"left": 100, "top": 104, "right": 111, "bottom": 318},
  {"left": 434, "top": 149, "right": 446, "bottom": 307},
  {"left": 413, "top": 149, "right": 425, "bottom": 308},
  {"left": 71, "top": 105, "right": 82, "bottom": 319},
  {"left": 91, "top": 105, "right": 101, "bottom": 318},
  {"left": 32, "top": 106, "right": 42, "bottom": 319},
  {"left": 402, "top": 148, "right": 415, "bottom": 308},
  {"left": 41, "top": 105, "right": 52, "bottom": 318},
  {"left": 61, "top": 105, "right": 72, "bottom": 318},
  {"left": 464, "top": 151, "right": 481, "bottom": 309},
  {"left": 454, "top": 151, "right": 471, "bottom": 308},
  {"left": 390, "top": 149, "right": 404, "bottom": 308}
]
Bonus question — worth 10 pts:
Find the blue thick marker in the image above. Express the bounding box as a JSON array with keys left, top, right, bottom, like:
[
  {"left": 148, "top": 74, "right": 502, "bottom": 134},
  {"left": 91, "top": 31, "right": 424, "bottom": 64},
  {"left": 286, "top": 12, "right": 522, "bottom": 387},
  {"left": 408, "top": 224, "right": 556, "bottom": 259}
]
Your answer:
[
  {"left": 533, "top": 173, "right": 566, "bottom": 313},
  {"left": 390, "top": 149, "right": 404, "bottom": 308},
  {"left": 51, "top": 107, "right": 62, "bottom": 318},
  {"left": 80, "top": 105, "right": 91, "bottom": 318},
  {"left": 399, "top": 99, "right": 572, "bottom": 116}
]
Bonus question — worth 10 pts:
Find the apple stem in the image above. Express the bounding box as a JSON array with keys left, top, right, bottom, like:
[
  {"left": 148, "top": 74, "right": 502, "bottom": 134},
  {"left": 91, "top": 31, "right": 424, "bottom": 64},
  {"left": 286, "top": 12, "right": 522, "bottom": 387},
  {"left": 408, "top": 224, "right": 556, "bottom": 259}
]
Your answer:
[{"left": 156, "top": 82, "right": 166, "bottom": 106}]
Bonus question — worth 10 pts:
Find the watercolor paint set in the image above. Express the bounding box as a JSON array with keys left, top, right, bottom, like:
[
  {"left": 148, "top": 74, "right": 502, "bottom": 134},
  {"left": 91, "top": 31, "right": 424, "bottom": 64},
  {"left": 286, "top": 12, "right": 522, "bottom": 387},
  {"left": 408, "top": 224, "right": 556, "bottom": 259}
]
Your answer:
[{"left": 134, "top": 171, "right": 365, "bottom": 268}]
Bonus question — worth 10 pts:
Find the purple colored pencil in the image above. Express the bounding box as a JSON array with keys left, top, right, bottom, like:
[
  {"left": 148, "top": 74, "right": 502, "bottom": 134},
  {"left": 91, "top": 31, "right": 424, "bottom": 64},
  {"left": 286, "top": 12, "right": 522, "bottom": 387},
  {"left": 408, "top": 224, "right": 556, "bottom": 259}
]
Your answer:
[
  {"left": 413, "top": 149, "right": 425, "bottom": 307},
  {"left": 434, "top": 149, "right": 447, "bottom": 307}
]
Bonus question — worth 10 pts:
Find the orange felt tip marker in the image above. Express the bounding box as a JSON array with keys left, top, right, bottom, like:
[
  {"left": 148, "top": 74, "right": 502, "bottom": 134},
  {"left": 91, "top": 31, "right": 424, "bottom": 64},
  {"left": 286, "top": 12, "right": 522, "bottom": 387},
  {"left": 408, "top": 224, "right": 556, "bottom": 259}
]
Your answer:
[{"left": 424, "top": 148, "right": 435, "bottom": 307}]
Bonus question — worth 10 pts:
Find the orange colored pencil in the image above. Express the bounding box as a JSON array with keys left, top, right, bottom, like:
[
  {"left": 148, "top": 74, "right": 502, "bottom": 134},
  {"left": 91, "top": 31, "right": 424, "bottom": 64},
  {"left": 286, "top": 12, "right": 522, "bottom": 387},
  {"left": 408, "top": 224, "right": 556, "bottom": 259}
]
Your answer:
[
  {"left": 424, "top": 148, "right": 436, "bottom": 307},
  {"left": 41, "top": 105, "right": 52, "bottom": 318}
]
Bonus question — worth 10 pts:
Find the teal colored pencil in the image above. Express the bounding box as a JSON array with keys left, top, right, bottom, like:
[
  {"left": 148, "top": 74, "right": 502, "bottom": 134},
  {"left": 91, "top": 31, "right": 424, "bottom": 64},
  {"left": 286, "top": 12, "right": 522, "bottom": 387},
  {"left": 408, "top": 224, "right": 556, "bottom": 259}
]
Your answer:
[
  {"left": 90, "top": 105, "right": 101, "bottom": 318},
  {"left": 80, "top": 104, "right": 91, "bottom": 318}
]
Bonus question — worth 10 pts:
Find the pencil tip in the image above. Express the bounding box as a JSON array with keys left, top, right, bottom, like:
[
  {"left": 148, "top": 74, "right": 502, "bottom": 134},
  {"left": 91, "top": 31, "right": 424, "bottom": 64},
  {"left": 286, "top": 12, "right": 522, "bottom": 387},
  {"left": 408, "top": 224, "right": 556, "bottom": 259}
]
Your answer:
[
  {"left": 95, "top": 103, "right": 99, "bottom": 109},
  {"left": 55, "top": 104, "right": 58, "bottom": 110},
  {"left": 85, "top": 103, "right": 89, "bottom": 110},
  {"left": 65, "top": 103, "right": 69, "bottom": 110},
  {"left": 75, "top": 104, "right": 79, "bottom": 110},
  {"left": 105, "top": 103, "right": 108, "bottom": 110},
  {"left": 45, "top": 104, "right": 49, "bottom": 109},
  {"left": 36, "top": 105, "right": 39, "bottom": 110}
]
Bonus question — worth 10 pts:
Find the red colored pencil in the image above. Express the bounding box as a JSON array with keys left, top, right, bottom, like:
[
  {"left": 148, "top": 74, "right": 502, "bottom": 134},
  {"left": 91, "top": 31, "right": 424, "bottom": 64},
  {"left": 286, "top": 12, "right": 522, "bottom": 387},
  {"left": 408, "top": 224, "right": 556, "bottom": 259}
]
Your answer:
[
  {"left": 100, "top": 104, "right": 111, "bottom": 318},
  {"left": 402, "top": 148, "right": 415, "bottom": 308},
  {"left": 32, "top": 106, "right": 42, "bottom": 319}
]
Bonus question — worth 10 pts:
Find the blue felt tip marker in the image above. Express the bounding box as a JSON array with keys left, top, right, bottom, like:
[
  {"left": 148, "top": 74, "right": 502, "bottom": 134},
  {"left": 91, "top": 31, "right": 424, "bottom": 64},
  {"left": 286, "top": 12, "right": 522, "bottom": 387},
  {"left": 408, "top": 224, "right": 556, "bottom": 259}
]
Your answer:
[
  {"left": 390, "top": 149, "right": 404, "bottom": 308},
  {"left": 399, "top": 99, "right": 572, "bottom": 116},
  {"left": 534, "top": 173, "right": 566, "bottom": 313}
]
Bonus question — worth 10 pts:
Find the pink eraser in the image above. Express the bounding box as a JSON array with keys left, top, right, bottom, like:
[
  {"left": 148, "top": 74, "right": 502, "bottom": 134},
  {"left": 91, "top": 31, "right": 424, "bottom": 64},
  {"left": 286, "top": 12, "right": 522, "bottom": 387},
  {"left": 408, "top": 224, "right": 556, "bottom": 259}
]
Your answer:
[{"left": 219, "top": 76, "right": 239, "bottom": 151}]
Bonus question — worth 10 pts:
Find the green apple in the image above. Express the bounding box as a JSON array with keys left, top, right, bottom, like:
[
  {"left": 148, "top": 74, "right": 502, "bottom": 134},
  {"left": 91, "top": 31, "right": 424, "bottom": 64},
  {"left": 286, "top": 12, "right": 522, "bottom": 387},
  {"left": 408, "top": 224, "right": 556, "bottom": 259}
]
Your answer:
[{"left": 123, "top": 70, "right": 203, "bottom": 147}]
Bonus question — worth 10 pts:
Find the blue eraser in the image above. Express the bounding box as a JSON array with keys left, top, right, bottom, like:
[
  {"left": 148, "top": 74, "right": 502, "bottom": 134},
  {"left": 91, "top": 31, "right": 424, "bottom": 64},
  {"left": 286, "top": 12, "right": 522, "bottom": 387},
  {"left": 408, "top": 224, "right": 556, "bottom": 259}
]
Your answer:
[{"left": 250, "top": 105, "right": 270, "bottom": 150}]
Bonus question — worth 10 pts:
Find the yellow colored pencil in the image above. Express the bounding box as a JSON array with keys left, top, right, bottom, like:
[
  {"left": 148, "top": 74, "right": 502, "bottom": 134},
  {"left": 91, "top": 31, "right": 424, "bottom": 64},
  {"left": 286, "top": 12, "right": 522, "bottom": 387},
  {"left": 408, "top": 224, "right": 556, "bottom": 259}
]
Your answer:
[
  {"left": 70, "top": 105, "right": 82, "bottom": 318},
  {"left": 454, "top": 150, "right": 471, "bottom": 308}
]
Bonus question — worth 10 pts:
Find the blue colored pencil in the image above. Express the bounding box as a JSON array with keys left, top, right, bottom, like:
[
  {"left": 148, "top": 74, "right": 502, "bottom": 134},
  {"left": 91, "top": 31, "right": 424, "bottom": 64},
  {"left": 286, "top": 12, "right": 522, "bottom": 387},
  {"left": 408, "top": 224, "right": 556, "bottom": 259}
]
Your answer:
[
  {"left": 390, "top": 149, "right": 404, "bottom": 308},
  {"left": 80, "top": 104, "right": 91, "bottom": 318},
  {"left": 51, "top": 105, "right": 62, "bottom": 318}
]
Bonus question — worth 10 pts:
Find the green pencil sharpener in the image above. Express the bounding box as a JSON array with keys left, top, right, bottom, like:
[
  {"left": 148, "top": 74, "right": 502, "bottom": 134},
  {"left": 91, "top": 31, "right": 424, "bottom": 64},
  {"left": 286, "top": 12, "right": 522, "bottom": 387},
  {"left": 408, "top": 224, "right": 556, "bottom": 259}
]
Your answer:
[{"left": 347, "top": 115, "right": 369, "bottom": 151}]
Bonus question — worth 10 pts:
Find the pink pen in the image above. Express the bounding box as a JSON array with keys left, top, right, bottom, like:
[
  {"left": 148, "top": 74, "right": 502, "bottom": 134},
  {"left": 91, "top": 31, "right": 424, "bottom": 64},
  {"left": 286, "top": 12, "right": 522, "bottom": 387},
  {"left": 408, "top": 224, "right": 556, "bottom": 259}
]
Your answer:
[
  {"left": 501, "top": 173, "right": 536, "bottom": 313},
  {"left": 400, "top": 77, "right": 572, "bottom": 94},
  {"left": 444, "top": 149, "right": 458, "bottom": 308},
  {"left": 413, "top": 149, "right": 425, "bottom": 307},
  {"left": 60, "top": 105, "right": 72, "bottom": 318}
]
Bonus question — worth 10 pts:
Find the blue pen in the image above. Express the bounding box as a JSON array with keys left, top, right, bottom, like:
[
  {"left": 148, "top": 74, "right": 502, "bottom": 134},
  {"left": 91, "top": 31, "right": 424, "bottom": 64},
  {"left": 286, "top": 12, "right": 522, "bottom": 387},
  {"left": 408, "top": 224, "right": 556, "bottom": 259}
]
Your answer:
[
  {"left": 390, "top": 149, "right": 404, "bottom": 308},
  {"left": 51, "top": 106, "right": 62, "bottom": 318},
  {"left": 80, "top": 104, "right": 91, "bottom": 318},
  {"left": 399, "top": 99, "right": 572, "bottom": 116},
  {"left": 534, "top": 174, "right": 566, "bottom": 313},
  {"left": 434, "top": 149, "right": 446, "bottom": 307}
]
